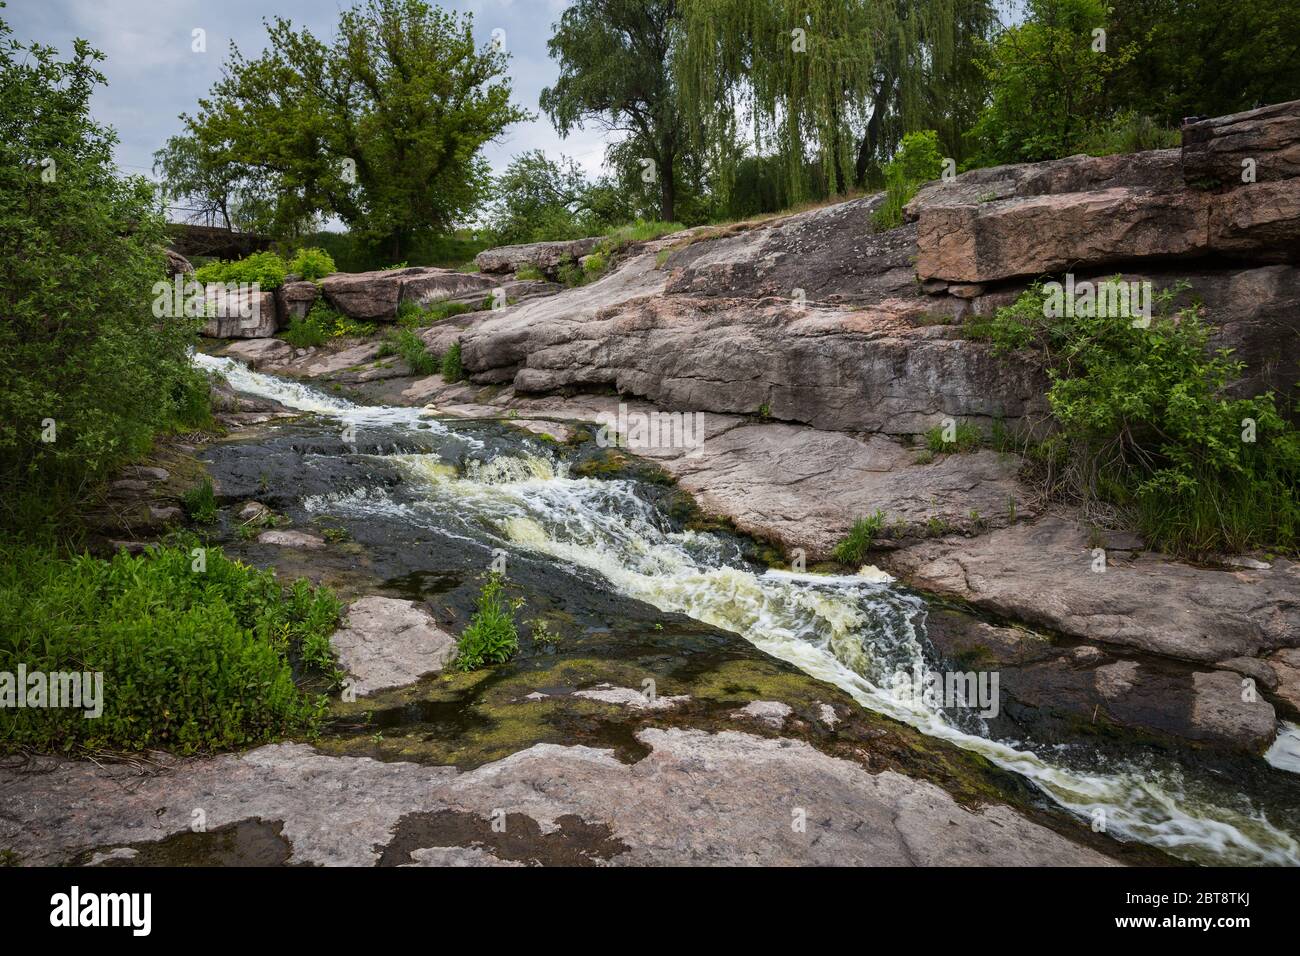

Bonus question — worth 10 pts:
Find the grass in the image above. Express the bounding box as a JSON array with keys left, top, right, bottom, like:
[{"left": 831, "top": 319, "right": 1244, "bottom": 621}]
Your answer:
[
  {"left": 455, "top": 575, "right": 519, "bottom": 671},
  {"left": 924, "top": 421, "right": 983, "bottom": 454},
  {"left": 441, "top": 341, "right": 464, "bottom": 382},
  {"left": 0, "top": 541, "right": 339, "bottom": 754},
  {"left": 515, "top": 265, "right": 545, "bottom": 281},
  {"left": 833, "top": 510, "right": 887, "bottom": 564},
  {"left": 182, "top": 478, "right": 218, "bottom": 524},
  {"left": 379, "top": 328, "right": 438, "bottom": 376},
  {"left": 396, "top": 299, "right": 474, "bottom": 328}
]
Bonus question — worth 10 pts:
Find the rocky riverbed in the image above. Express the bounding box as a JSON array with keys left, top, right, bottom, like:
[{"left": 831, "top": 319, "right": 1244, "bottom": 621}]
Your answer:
[{"left": 4, "top": 100, "right": 1299, "bottom": 868}]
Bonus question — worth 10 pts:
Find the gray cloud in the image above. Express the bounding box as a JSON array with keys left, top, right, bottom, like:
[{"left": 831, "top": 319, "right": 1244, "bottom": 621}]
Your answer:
[{"left": 7, "top": 0, "right": 610, "bottom": 182}]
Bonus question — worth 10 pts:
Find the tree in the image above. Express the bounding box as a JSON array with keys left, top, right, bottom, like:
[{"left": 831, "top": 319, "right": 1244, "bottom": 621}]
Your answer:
[
  {"left": 540, "top": 0, "right": 684, "bottom": 223},
  {"left": 0, "top": 16, "right": 205, "bottom": 531},
  {"left": 1105, "top": 0, "right": 1300, "bottom": 124},
  {"left": 676, "top": 0, "right": 996, "bottom": 202},
  {"left": 170, "top": 0, "right": 530, "bottom": 258},
  {"left": 968, "top": 0, "right": 1135, "bottom": 164},
  {"left": 483, "top": 150, "right": 593, "bottom": 245}
]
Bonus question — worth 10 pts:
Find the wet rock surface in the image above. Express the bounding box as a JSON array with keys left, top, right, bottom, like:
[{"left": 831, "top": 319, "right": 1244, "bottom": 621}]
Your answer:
[{"left": 0, "top": 731, "right": 1117, "bottom": 867}]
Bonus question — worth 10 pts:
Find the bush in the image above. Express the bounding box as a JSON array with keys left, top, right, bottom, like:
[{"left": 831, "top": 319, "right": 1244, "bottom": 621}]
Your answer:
[
  {"left": 193, "top": 250, "right": 288, "bottom": 290},
  {"left": 441, "top": 341, "right": 463, "bottom": 382},
  {"left": 287, "top": 246, "right": 336, "bottom": 281},
  {"left": 0, "top": 20, "right": 207, "bottom": 534},
  {"left": 382, "top": 328, "right": 438, "bottom": 376},
  {"left": 872, "top": 131, "right": 944, "bottom": 231},
  {"left": 0, "top": 542, "right": 338, "bottom": 754},
  {"left": 455, "top": 575, "right": 519, "bottom": 671},
  {"left": 833, "top": 511, "right": 887, "bottom": 564},
  {"left": 396, "top": 299, "right": 472, "bottom": 327},
  {"left": 583, "top": 252, "right": 607, "bottom": 279},
  {"left": 182, "top": 478, "right": 218, "bottom": 524},
  {"left": 969, "top": 280, "right": 1300, "bottom": 555},
  {"left": 281, "top": 313, "right": 328, "bottom": 348},
  {"left": 1078, "top": 112, "right": 1180, "bottom": 157}
]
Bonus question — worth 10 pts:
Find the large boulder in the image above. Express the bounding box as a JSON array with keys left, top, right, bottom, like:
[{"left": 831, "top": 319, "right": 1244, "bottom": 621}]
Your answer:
[
  {"left": 200, "top": 286, "right": 279, "bottom": 338},
  {"left": 319, "top": 266, "right": 497, "bottom": 321},
  {"left": 164, "top": 248, "right": 193, "bottom": 277},
  {"left": 276, "top": 280, "right": 319, "bottom": 322},
  {"left": 474, "top": 237, "right": 600, "bottom": 276},
  {"left": 1182, "top": 99, "right": 1300, "bottom": 186}
]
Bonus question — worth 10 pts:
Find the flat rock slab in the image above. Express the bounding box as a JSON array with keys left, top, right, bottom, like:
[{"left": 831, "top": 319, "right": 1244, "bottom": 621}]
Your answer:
[
  {"left": 888, "top": 516, "right": 1300, "bottom": 665},
  {"left": 331, "top": 596, "right": 458, "bottom": 696},
  {"left": 654, "top": 422, "right": 1031, "bottom": 559},
  {"left": 0, "top": 730, "right": 1115, "bottom": 867},
  {"left": 257, "top": 530, "right": 325, "bottom": 550}
]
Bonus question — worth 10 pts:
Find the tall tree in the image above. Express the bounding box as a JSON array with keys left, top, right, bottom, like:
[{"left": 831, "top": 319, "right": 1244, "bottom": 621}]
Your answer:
[
  {"left": 540, "top": 0, "right": 683, "bottom": 222},
  {"left": 166, "top": 0, "right": 530, "bottom": 258},
  {"left": 677, "top": 0, "right": 996, "bottom": 201}
]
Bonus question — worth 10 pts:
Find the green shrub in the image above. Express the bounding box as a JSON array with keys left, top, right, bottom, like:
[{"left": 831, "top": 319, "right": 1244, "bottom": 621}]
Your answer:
[
  {"left": 973, "top": 280, "right": 1300, "bottom": 555},
  {"left": 0, "top": 542, "right": 338, "bottom": 753},
  {"left": 583, "top": 252, "right": 607, "bottom": 279},
  {"left": 287, "top": 246, "right": 336, "bottom": 281},
  {"left": 872, "top": 131, "right": 944, "bottom": 231},
  {"left": 396, "top": 299, "right": 473, "bottom": 328},
  {"left": 514, "top": 265, "right": 545, "bottom": 281},
  {"left": 382, "top": 328, "right": 438, "bottom": 376},
  {"left": 441, "top": 341, "right": 464, "bottom": 382},
  {"left": 193, "top": 251, "right": 288, "bottom": 290},
  {"left": 925, "top": 421, "right": 982, "bottom": 454},
  {"left": 182, "top": 478, "right": 218, "bottom": 524},
  {"left": 0, "top": 21, "right": 206, "bottom": 534},
  {"left": 1079, "top": 112, "right": 1180, "bottom": 156},
  {"left": 455, "top": 575, "right": 519, "bottom": 671},
  {"left": 833, "top": 511, "right": 887, "bottom": 564},
  {"left": 282, "top": 313, "right": 328, "bottom": 348}
]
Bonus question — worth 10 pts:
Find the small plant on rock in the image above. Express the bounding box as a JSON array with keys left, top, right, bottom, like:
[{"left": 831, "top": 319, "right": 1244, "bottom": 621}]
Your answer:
[
  {"left": 456, "top": 575, "right": 519, "bottom": 671},
  {"left": 833, "top": 510, "right": 886, "bottom": 564}
]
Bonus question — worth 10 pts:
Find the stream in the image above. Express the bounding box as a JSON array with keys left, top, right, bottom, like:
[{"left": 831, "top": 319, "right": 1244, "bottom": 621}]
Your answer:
[{"left": 196, "top": 352, "right": 1300, "bottom": 866}]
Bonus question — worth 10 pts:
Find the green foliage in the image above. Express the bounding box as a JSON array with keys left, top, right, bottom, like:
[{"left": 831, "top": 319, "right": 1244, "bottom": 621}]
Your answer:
[
  {"left": 382, "top": 328, "right": 438, "bottom": 375},
  {"left": 455, "top": 575, "right": 519, "bottom": 671},
  {"left": 396, "top": 299, "right": 472, "bottom": 328},
  {"left": 833, "top": 511, "right": 887, "bottom": 565},
  {"left": 193, "top": 250, "right": 288, "bottom": 290},
  {"left": 281, "top": 313, "right": 328, "bottom": 348},
  {"left": 1078, "top": 111, "right": 1180, "bottom": 156},
  {"left": 0, "top": 542, "right": 338, "bottom": 753},
  {"left": 514, "top": 265, "right": 545, "bottom": 281},
  {"left": 925, "top": 421, "right": 982, "bottom": 454},
  {"left": 872, "top": 131, "right": 944, "bottom": 230},
  {"left": 182, "top": 479, "right": 218, "bottom": 524},
  {"left": 541, "top": 0, "right": 684, "bottom": 221},
  {"left": 974, "top": 281, "right": 1300, "bottom": 555},
  {"left": 171, "top": 0, "right": 530, "bottom": 256},
  {"left": 287, "top": 246, "right": 336, "bottom": 281},
  {"left": 441, "top": 341, "right": 464, "bottom": 382},
  {"left": 583, "top": 252, "right": 607, "bottom": 278},
  {"left": 969, "top": 0, "right": 1133, "bottom": 165},
  {"left": 483, "top": 150, "right": 594, "bottom": 245},
  {"left": 0, "top": 18, "right": 207, "bottom": 534}
]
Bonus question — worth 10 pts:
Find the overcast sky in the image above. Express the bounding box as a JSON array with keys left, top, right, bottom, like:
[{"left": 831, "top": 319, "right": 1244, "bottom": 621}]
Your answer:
[{"left": 7, "top": 0, "right": 610, "bottom": 184}]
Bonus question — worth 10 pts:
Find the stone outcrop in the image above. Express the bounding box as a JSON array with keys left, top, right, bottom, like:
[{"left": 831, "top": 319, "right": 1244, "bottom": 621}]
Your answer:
[
  {"left": 200, "top": 286, "right": 279, "bottom": 338},
  {"left": 1182, "top": 100, "right": 1300, "bottom": 185},
  {"left": 164, "top": 248, "right": 194, "bottom": 276},
  {"left": 276, "top": 279, "right": 319, "bottom": 322},
  {"left": 320, "top": 266, "right": 498, "bottom": 321},
  {"left": 0, "top": 732, "right": 1117, "bottom": 866},
  {"left": 885, "top": 517, "right": 1300, "bottom": 668},
  {"left": 475, "top": 237, "right": 600, "bottom": 276}
]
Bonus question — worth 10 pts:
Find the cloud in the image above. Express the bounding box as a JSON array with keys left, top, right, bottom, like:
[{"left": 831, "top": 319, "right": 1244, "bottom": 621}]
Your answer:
[{"left": 7, "top": 0, "right": 607, "bottom": 180}]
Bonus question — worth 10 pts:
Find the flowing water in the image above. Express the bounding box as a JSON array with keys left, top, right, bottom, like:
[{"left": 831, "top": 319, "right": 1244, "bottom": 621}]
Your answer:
[{"left": 197, "top": 353, "right": 1300, "bottom": 866}]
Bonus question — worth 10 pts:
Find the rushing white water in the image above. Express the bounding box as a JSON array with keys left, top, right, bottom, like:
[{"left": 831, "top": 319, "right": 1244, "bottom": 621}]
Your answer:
[{"left": 205, "top": 355, "right": 1300, "bottom": 866}]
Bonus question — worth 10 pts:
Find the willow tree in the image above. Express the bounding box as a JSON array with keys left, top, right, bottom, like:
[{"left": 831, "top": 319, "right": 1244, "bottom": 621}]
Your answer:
[{"left": 677, "top": 0, "right": 996, "bottom": 202}]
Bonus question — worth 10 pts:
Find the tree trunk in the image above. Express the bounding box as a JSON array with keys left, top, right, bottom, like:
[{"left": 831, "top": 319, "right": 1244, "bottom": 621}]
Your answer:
[
  {"left": 856, "top": 76, "right": 892, "bottom": 187},
  {"left": 660, "top": 152, "right": 676, "bottom": 223}
]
